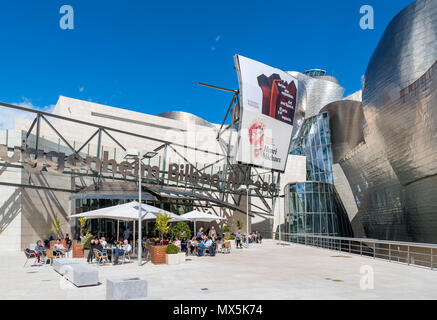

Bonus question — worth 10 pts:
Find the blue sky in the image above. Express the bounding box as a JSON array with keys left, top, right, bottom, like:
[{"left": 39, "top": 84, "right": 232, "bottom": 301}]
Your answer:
[{"left": 0, "top": 0, "right": 414, "bottom": 125}]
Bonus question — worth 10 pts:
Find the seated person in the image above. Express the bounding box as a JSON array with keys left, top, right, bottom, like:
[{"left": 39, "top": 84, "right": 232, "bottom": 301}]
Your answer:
[
  {"left": 172, "top": 236, "right": 181, "bottom": 251},
  {"left": 181, "top": 239, "right": 188, "bottom": 253},
  {"left": 94, "top": 239, "right": 104, "bottom": 252},
  {"left": 198, "top": 236, "right": 213, "bottom": 256},
  {"left": 64, "top": 234, "right": 72, "bottom": 251},
  {"left": 100, "top": 237, "right": 108, "bottom": 248},
  {"left": 161, "top": 235, "right": 169, "bottom": 246},
  {"left": 188, "top": 237, "right": 198, "bottom": 255},
  {"left": 53, "top": 239, "right": 66, "bottom": 256},
  {"left": 251, "top": 232, "right": 257, "bottom": 243},
  {"left": 92, "top": 239, "right": 107, "bottom": 260},
  {"left": 33, "top": 240, "right": 46, "bottom": 263},
  {"left": 256, "top": 231, "right": 262, "bottom": 243},
  {"left": 113, "top": 240, "right": 132, "bottom": 264},
  {"left": 196, "top": 227, "right": 204, "bottom": 241}
]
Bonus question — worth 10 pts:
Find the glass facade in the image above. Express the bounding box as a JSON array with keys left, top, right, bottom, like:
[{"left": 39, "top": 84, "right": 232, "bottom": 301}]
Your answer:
[
  {"left": 291, "top": 112, "right": 333, "bottom": 184},
  {"left": 287, "top": 113, "right": 353, "bottom": 237},
  {"left": 286, "top": 182, "right": 353, "bottom": 236}
]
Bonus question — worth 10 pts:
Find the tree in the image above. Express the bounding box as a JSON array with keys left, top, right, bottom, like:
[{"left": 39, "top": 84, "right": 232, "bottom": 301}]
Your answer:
[
  {"left": 50, "top": 213, "right": 65, "bottom": 239},
  {"left": 154, "top": 211, "right": 171, "bottom": 243},
  {"left": 78, "top": 217, "right": 88, "bottom": 236},
  {"left": 171, "top": 222, "right": 191, "bottom": 240}
]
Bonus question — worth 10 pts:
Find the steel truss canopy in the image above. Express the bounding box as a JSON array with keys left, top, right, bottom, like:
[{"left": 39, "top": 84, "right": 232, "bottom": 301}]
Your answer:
[{"left": 0, "top": 100, "right": 279, "bottom": 219}]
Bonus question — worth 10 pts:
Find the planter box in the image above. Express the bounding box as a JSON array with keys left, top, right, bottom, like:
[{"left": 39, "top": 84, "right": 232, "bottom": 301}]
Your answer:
[
  {"left": 150, "top": 245, "right": 167, "bottom": 265},
  {"left": 178, "top": 252, "right": 186, "bottom": 264},
  {"left": 73, "top": 244, "right": 84, "bottom": 258},
  {"left": 166, "top": 254, "right": 179, "bottom": 265}
]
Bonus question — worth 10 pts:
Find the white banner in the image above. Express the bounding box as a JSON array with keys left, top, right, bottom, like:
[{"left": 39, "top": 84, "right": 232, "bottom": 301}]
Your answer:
[{"left": 234, "top": 55, "right": 298, "bottom": 172}]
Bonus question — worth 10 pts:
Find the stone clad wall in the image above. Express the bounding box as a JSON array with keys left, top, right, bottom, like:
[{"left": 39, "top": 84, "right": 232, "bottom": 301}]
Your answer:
[{"left": 20, "top": 170, "right": 72, "bottom": 250}]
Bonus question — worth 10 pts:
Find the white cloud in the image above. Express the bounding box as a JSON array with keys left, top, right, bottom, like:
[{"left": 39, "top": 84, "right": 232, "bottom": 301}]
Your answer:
[
  {"left": 0, "top": 98, "right": 55, "bottom": 130},
  {"left": 79, "top": 87, "right": 84, "bottom": 92},
  {"left": 215, "top": 35, "right": 221, "bottom": 42}
]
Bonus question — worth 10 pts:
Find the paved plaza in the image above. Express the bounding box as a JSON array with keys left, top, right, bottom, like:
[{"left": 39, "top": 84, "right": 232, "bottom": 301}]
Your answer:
[{"left": 1, "top": 240, "right": 437, "bottom": 300}]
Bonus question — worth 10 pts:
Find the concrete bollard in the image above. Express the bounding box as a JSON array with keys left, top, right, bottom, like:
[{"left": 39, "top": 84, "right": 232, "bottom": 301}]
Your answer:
[{"left": 106, "top": 278, "right": 148, "bottom": 300}]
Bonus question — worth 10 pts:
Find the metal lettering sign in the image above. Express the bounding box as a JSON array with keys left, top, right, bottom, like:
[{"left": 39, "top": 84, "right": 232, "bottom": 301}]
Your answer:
[{"left": 0, "top": 144, "right": 276, "bottom": 193}]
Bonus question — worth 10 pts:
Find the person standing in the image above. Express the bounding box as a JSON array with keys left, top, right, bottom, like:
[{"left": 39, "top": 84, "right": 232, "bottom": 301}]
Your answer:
[
  {"left": 87, "top": 239, "right": 96, "bottom": 263},
  {"left": 123, "top": 227, "right": 132, "bottom": 241},
  {"left": 235, "top": 229, "right": 242, "bottom": 249},
  {"left": 208, "top": 226, "right": 217, "bottom": 241},
  {"left": 64, "top": 234, "right": 72, "bottom": 251}
]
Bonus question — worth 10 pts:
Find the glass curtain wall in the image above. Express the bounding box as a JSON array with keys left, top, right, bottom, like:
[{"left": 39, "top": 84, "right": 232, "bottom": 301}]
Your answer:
[
  {"left": 291, "top": 112, "right": 333, "bottom": 184},
  {"left": 286, "top": 182, "right": 353, "bottom": 236},
  {"left": 286, "top": 112, "right": 353, "bottom": 237}
]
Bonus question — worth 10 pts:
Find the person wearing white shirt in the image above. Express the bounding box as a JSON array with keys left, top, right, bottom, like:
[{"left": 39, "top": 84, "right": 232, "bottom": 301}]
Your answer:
[{"left": 113, "top": 240, "right": 131, "bottom": 264}]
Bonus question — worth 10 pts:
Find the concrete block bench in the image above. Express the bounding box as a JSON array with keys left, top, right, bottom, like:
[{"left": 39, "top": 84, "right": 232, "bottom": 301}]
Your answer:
[
  {"left": 106, "top": 278, "right": 147, "bottom": 300},
  {"left": 64, "top": 264, "right": 99, "bottom": 287},
  {"left": 52, "top": 258, "right": 79, "bottom": 275}
]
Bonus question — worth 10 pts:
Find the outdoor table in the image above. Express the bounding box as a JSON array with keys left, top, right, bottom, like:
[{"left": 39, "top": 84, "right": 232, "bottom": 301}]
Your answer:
[{"left": 104, "top": 246, "right": 116, "bottom": 261}]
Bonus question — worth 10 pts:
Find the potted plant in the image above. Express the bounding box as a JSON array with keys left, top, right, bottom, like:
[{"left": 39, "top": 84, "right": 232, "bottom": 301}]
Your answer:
[
  {"left": 80, "top": 232, "right": 93, "bottom": 258},
  {"left": 50, "top": 213, "right": 65, "bottom": 239},
  {"left": 78, "top": 217, "right": 88, "bottom": 237},
  {"left": 223, "top": 225, "right": 231, "bottom": 240},
  {"left": 166, "top": 243, "right": 179, "bottom": 265},
  {"left": 171, "top": 222, "right": 191, "bottom": 263},
  {"left": 151, "top": 211, "right": 171, "bottom": 264}
]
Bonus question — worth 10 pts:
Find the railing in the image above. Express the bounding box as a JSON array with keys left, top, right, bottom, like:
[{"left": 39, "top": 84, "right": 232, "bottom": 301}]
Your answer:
[{"left": 259, "top": 231, "right": 437, "bottom": 270}]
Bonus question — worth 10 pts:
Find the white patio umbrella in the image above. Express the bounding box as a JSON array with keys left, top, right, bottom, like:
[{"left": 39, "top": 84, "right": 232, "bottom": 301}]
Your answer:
[
  {"left": 70, "top": 201, "right": 185, "bottom": 241},
  {"left": 180, "top": 210, "right": 226, "bottom": 237}
]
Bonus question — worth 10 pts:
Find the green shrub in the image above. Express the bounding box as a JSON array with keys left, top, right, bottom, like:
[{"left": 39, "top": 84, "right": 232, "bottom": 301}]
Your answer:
[
  {"left": 237, "top": 220, "right": 243, "bottom": 230},
  {"left": 229, "top": 235, "right": 236, "bottom": 240},
  {"left": 81, "top": 233, "right": 93, "bottom": 250},
  {"left": 171, "top": 222, "right": 191, "bottom": 240},
  {"left": 166, "top": 243, "right": 179, "bottom": 254},
  {"left": 223, "top": 225, "right": 230, "bottom": 233}
]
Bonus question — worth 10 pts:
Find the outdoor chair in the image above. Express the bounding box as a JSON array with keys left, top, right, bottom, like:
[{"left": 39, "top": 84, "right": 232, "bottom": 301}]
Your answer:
[
  {"left": 23, "top": 249, "right": 40, "bottom": 267},
  {"left": 93, "top": 249, "right": 109, "bottom": 265},
  {"left": 46, "top": 248, "right": 59, "bottom": 265},
  {"left": 121, "top": 249, "right": 131, "bottom": 264},
  {"left": 221, "top": 241, "right": 231, "bottom": 254}
]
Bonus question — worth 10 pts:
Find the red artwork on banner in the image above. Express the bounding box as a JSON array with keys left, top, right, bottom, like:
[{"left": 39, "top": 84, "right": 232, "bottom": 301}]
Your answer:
[
  {"left": 257, "top": 73, "right": 297, "bottom": 125},
  {"left": 249, "top": 120, "right": 265, "bottom": 158}
]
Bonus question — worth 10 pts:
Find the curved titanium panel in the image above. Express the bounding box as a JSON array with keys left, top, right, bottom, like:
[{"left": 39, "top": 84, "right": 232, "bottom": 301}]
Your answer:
[
  {"left": 320, "top": 100, "right": 365, "bottom": 163},
  {"left": 339, "top": 0, "right": 437, "bottom": 242},
  {"left": 288, "top": 71, "right": 345, "bottom": 140}
]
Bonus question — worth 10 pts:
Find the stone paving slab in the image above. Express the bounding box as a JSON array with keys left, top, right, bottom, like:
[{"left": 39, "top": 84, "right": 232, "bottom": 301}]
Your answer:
[{"left": 1, "top": 240, "right": 436, "bottom": 300}]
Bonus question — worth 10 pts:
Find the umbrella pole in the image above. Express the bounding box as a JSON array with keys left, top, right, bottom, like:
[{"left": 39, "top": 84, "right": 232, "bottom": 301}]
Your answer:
[
  {"left": 117, "top": 220, "right": 119, "bottom": 242},
  {"left": 194, "top": 220, "right": 196, "bottom": 238},
  {"left": 133, "top": 220, "right": 136, "bottom": 251}
]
